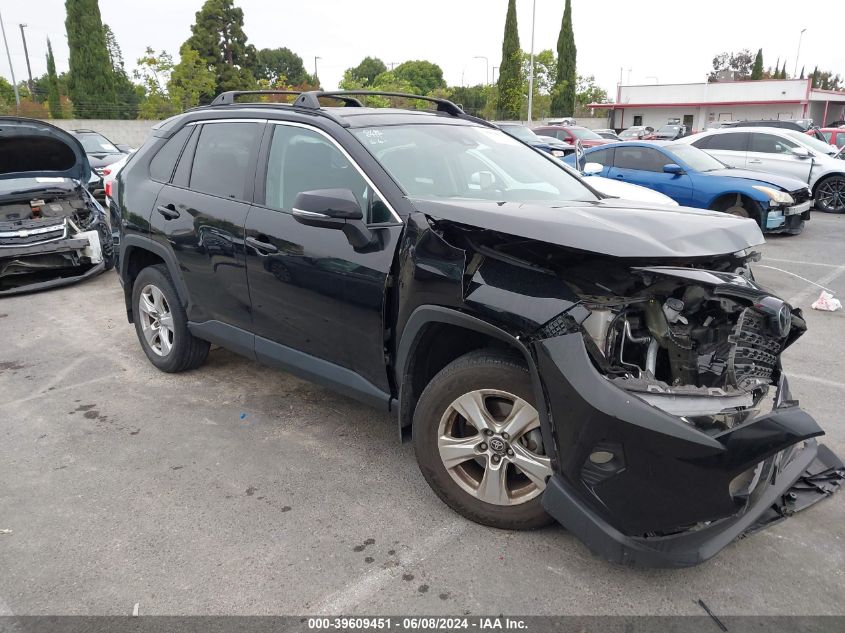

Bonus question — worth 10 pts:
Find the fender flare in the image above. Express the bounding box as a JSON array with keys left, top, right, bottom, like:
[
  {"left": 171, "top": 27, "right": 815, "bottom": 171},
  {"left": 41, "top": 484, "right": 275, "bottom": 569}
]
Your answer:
[
  {"left": 395, "top": 305, "right": 559, "bottom": 467},
  {"left": 119, "top": 234, "right": 191, "bottom": 319}
]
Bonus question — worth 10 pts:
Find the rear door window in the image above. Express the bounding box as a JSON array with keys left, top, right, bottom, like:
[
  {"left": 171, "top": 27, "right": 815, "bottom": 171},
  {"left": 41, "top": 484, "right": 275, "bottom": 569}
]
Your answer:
[
  {"left": 188, "top": 122, "right": 262, "bottom": 200},
  {"left": 700, "top": 133, "right": 749, "bottom": 152},
  {"left": 585, "top": 148, "right": 614, "bottom": 166}
]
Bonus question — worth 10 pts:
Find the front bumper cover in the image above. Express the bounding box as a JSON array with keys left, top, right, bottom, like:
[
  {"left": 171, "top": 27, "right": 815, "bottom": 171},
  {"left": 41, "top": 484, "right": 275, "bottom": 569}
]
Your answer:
[{"left": 533, "top": 333, "right": 844, "bottom": 567}]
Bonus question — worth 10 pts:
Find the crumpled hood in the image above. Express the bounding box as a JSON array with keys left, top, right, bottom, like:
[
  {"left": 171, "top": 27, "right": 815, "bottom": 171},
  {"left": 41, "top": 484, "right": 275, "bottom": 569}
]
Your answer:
[
  {"left": 0, "top": 117, "right": 90, "bottom": 183},
  {"left": 410, "top": 197, "right": 764, "bottom": 258},
  {"left": 711, "top": 168, "right": 809, "bottom": 191}
]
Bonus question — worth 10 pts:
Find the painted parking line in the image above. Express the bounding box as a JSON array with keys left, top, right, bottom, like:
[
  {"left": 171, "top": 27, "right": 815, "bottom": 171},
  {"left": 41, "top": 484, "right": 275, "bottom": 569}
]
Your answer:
[
  {"left": 788, "top": 265, "right": 845, "bottom": 306},
  {"left": 763, "top": 257, "right": 845, "bottom": 269},
  {"left": 787, "top": 373, "right": 845, "bottom": 391}
]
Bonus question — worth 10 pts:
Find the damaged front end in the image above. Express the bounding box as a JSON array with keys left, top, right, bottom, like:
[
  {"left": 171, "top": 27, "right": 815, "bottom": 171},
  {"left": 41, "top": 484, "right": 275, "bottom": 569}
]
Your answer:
[
  {"left": 0, "top": 117, "right": 111, "bottom": 296},
  {"left": 435, "top": 217, "right": 844, "bottom": 567}
]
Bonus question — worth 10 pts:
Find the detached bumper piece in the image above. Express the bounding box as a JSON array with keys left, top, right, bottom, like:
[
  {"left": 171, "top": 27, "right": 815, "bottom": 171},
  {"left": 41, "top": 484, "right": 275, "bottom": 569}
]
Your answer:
[
  {"left": 0, "top": 233, "right": 104, "bottom": 296},
  {"left": 534, "top": 333, "right": 844, "bottom": 568}
]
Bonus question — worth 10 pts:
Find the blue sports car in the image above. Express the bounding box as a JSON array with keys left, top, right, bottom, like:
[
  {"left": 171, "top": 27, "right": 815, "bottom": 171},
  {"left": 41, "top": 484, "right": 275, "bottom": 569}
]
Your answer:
[{"left": 566, "top": 141, "right": 812, "bottom": 234}]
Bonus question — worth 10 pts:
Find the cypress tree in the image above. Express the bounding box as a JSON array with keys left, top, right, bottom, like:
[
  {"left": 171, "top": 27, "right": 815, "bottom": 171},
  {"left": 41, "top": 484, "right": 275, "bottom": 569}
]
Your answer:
[
  {"left": 551, "top": 0, "right": 577, "bottom": 117},
  {"left": 750, "top": 49, "right": 763, "bottom": 80},
  {"left": 780, "top": 61, "right": 788, "bottom": 79},
  {"left": 46, "top": 39, "right": 62, "bottom": 119},
  {"left": 65, "top": 0, "right": 116, "bottom": 118},
  {"left": 496, "top": 0, "right": 522, "bottom": 119},
  {"left": 800, "top": 66, "right": 805, "bottom": 79},
  {"left": 811, "top": 66, "right": 819, "bottom": 88}
]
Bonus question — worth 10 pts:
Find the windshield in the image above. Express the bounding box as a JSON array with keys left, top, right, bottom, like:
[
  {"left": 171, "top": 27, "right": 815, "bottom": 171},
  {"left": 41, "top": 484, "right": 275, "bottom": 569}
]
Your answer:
[
  {"left": 657, "top": 126, "right": 680, "bottom": 135},
  {"left": 568, "top": 127, "right": 603, "bottom": 141},
  {"left": 784, "top": 130, "right": 838, "bottom": 155},
  {"left": 500, "top": 125, "right": 537, "bottom": 142},
  {"left": 665, "top": 144, "right": 725, "bottom": 172},
  {"left": 353, "top": 124, "right": 599, "bottom": 203},
  {"left": 76, "top": 133, "right": 120, "bottom": 154},
  {"left": 619, "top": 128, "right": 640, "bottom": 138}
]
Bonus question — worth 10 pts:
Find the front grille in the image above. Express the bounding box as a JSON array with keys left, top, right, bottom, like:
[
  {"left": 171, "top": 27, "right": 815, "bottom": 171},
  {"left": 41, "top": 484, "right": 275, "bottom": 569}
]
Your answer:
[
  {"left": 0, "top": 218, "right": 67, "bottom": 247},
  {"left": 727, "top": 308, "right": 782, "bottom": 390},
  {"left": 790, "top": 188, "right": 811, "bottom": 205}
]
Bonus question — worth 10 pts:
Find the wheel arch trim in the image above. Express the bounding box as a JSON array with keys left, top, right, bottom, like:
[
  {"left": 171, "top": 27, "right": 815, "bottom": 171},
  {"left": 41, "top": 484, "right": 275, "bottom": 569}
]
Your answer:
[{"left": 120, "top": 235, "right": 191, "bottom": 321}]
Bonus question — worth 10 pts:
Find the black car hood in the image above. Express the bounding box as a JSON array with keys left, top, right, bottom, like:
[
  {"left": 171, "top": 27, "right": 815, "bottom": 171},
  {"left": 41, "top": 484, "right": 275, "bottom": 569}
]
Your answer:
[
  {"left": 710, "top": 168, "right": 809, "bottom": 191},
  {"left": 87, "top": 153, "right": 126, "bottom": 169},
  {"left": 410, "top": 197, "right": 764, "bottom": 258},
  {"left": 0, "top": 117, "right": 91, "bottom": 183}
]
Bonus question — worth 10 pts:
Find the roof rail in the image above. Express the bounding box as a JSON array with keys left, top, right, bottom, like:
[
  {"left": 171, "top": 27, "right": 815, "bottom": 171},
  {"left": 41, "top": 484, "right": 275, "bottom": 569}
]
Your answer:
[
  {"left": 294, "top": 90, "right": 465, "bottom": 116},
  {"left": 211, "top": 90, "right": 304, "bottom": 106}
]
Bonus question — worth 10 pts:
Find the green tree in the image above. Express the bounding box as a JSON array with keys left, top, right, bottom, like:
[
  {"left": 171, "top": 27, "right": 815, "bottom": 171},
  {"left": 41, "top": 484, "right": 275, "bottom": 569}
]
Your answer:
[
  {"left": 575, "top": 74, "right": 608, "bottom": 115},
  {"left": 447, "top": 84, "right": 491, "bottom": 116},
  {"left": 184, "top": 0, "right": 257, "bottom": 98},
  {"left": 709, "top": 49, "right": 755, "bottom": 81},
  {"left": 102, "top": 24, "right": 140, "bottom": 119},
  {"left": 169, "top": 45, "right": 217, "bottom": 111},
  {"left": 496, "top": 0, "right": 523, "bottom": 119},
  {"left": 751, "top": 49, "right": 764, "bottom": 80},
  {"left": 800, "top": 66, "right": 805, "bottom": 79},
  {"left": 392, "top": 60, "right": 446, "bottom": 94},
  {"left": 551, "top": 0, "right": 577, "bottom": 117},
  {"left": 345, "top": 57, "right": 387, "bottom": 87},
  {"left": 65, "top": 0, "right": 117, "bottom": 118},
  {"left": 134, "top": 48, "right": 176, "bottom": 118},
  {"left": 46, "top": 39, "right": 63, "bottom": 118},
  {"left": 255, "top": 47, "right": 308, "bottom": 85},
  {"left": 811, "top": 66, "right": 819, "bottom": 88},
  {"left": 0, "top": 77, "right": 15, "bottom": 107},
  {"left": 780, "top": 61, "right": 788, "bottom": 79}
]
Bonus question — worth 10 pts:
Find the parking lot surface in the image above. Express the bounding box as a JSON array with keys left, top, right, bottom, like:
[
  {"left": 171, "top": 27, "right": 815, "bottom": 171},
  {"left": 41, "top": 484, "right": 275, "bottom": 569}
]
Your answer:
[{"left": 1, "top": 213, "right": 844, "bottom": 616}]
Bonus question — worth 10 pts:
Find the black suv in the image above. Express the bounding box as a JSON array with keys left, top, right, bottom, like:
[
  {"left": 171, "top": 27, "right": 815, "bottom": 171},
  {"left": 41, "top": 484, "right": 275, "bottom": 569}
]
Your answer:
[{"left": 115, "top": 90, "right": 842, "bottom": 567}]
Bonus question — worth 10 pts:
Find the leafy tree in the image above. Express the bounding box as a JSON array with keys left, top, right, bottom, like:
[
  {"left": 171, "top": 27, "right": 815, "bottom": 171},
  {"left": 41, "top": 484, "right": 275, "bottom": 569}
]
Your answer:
[
  {"left": 134, "top": 48, "right": 177, "bottom": 118},
  {"left": 345, "top": 57, "right": 387, "bottom": 87},
  {"left": 496, "top": 0, "right": 523, "bottom": 119},
  {"left": 575, "top": 75, "right": 608, "bottom": 113},
  {"left": 0, "top": 77, "right": 15, "bottom": 106},
  {"left": 65, "top": 0, "right": 117, "bottom": 118},
  {"left": 780, "top": 61, "right": 788, "bottom": 79},
  {"left": 184, "top": 0, "right": 258, "bottom": 97},
  {"left": 392, "top": 60, "right": 446, "bottom": 94},
  {"left": 169, "top": 45, "right": 217, "bottom": 111},
  {"left": 751, "top": 49, "right": 763, "bottom": 80},
  {"left": 522, "top": 49, "right": 556, "bottom": 94},
  {"left": 447, "top": 84, "right": 491, "bottom": 116},
  {"left": 551, "top": 0, "right": 576, "bottom": 117},
  {"left": 813, "top": 70, "right": 842, "bottom": 91},
  {"left": 255, "top": 47, "right": 308, "bottom": 85},
  {"left": 709, "top": 49, "right": 755, "bottom": 81},
  {"left": 46, "top": 39, "right": 63, "bottom": 118}
]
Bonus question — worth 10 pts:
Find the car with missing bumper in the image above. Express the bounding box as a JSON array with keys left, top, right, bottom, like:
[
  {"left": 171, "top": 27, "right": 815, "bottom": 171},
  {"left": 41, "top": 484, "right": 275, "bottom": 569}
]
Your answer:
[
  {"left": 0, "top": 117, "right": 113, "bottom": 296},
  {"left": 115, "top": 91, "right": 843, "bottom": 567}
]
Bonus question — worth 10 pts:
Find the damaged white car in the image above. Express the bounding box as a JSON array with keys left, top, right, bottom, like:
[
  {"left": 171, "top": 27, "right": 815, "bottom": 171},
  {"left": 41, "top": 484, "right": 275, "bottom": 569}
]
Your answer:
[{"left": 0, "top": 117, "right": 113, "bottom": 296}]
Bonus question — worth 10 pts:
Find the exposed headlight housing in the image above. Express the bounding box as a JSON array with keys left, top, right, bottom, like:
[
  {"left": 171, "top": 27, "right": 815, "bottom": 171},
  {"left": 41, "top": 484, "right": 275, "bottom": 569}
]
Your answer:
[{"left": 752, "top": 185, "right": 794, "bottom": 206}]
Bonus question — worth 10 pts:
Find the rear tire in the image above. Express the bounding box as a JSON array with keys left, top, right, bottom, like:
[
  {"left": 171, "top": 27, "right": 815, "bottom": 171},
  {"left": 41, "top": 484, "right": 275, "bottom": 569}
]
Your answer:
[
  {"left": 413, "top": 350, "right": 554, "bottom": 530},
  {"left": 132, "top": 264, "right": 209, "bottom": 373}
]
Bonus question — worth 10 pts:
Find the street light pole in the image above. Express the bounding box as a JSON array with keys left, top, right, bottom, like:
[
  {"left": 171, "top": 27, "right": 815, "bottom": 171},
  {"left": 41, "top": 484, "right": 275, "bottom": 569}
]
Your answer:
[
  {"left": 19, "top": 24, "right": 33, "bottom": 98},
  {"left": 314, "top": 56, "right": 322, "bottom": 85},
  {"left": 527, "top": 0, "right": 536, "bottom": 124},
  {"left": 473, "top": 56, "right": 489, "bottom": 85},
  {"left": 0, "top": 10, "right": 20, "bottom": 110},
  {"left": 794, "top": 28, "right": 806, "bottom": 77}
]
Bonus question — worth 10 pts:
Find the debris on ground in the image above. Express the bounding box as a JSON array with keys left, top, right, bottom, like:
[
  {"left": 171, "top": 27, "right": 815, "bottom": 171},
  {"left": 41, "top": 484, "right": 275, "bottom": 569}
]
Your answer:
[{"left": 811, "top": 291, "right": 842, "bottom": 312}]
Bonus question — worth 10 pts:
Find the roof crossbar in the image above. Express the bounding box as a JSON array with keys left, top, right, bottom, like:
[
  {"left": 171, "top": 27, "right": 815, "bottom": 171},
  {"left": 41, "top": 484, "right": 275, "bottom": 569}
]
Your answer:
[
  {"left": 211, "top": 90, "right": 304, "bottom": 106},
  {"left": 294, "top": 90, "right": 465, "bottom": 116}
]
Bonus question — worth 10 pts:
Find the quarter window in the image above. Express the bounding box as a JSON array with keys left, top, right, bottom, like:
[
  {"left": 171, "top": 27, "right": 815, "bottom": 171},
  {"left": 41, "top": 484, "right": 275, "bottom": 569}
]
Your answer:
[
  {"left": 749, "top": 133, "right": 799, "bottom": 154},
  {"left": 149, "top": 125, "right": 193, "bottom": 183},
  {"left": 614, "top": 147, "right": 669, "bottom": 172},
  {"left": 264, "top": 125, "right": 392, "bottom": 224},
  {"left": 189, "top": 122, "right": 261, "bottom": 200}
]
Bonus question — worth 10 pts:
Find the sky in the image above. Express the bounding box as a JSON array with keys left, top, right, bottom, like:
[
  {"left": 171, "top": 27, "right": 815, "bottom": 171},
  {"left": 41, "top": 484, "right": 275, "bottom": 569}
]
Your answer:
[{"left": 0, "top": 0, "right": 842, "bottom": 98}]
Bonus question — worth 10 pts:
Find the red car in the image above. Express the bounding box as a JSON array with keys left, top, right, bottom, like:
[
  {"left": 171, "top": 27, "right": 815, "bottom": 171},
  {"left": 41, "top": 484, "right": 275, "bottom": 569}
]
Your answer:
[
  {"left": 816, "top": 127, "right": 845, "bottom": 149},
  {"left": 532, "top": 125, "right": 613, "bottom": 148}
]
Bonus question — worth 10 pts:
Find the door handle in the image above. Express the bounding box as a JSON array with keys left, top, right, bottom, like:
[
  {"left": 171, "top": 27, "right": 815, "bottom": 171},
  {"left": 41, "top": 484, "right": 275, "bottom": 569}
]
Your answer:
[
  {"left": 748, "top": 159, "right": 763, "bottom": 164},
  {"left": 156, "top": 204, "right": 180, "bottom": 220},
  {"left": 246, "top": 236, "right": 278, "bottom": 254},
  {"left": 615, "top": 174, "right": 624, "bottom": 179}
]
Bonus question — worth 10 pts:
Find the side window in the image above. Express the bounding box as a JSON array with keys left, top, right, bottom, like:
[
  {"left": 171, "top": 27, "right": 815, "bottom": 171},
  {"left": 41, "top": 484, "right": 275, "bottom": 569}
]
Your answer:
[
  {"left": 149, "top": 125, "right": 193, "bottom": 183},
  {"left": 749, "top": 133, "right": 798, "bottom": 154},
  {"left": 264, "top": 125, "right": 392, "bottom": 224},
  {"left": 705, "top": 133, "right": 749, "bottom": 152},
  {"left": 692, "top": 135, "right": 712, "bottom": 150},
  {"left": 615, "top": 147, "right": 669, "bottom": 172},
  {"left": 189, "top": 122, "right": 262, "bottom": 200},
  {"left": 586, "top": 148, "right": 613, "bottom": 166},
  {"left": 822, "top": 131, "right": 833, "bottom": 143}
]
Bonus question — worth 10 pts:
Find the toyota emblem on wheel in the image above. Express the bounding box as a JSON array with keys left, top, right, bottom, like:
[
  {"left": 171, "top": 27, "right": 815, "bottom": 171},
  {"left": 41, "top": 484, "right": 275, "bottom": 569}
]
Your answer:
[{"left": 489, "top": 437, "right": 506, "bottom": 453}]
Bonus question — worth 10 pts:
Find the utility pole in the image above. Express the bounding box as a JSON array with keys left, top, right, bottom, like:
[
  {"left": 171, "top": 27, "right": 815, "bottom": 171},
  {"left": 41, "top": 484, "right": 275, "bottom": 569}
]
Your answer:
[
  {"left": 19, "top": 24, "right": 33, "bottom": 98},
  {"left": 794, "top": 28, "right": 806, "bottom": 77},
  {"left": 314, "top": 56, "right": 321, "bottom": 84},
  {"left": 527, "top": 0, "right": 536, "bottom": 124},
  {"left": 0, "top": 10, "right": 20, "bottom": 111}
]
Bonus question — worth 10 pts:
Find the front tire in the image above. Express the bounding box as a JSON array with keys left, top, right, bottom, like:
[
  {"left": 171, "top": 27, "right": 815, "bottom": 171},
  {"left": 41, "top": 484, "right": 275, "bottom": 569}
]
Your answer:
[
  {"left": 132, "top": 264, "right": 210, "bottom": 373},
  {"left": 815, "top": 176, "right": 845, "bottom": 213},
  {"left": 413, "top": 350, "right": 554, "bottom": 530}
]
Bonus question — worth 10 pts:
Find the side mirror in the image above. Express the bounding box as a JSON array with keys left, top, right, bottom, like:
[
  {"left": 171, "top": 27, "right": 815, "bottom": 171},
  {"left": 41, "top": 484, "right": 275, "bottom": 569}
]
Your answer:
[
  {"left": 583, "top": 162, "right": 603, "bottom": 175},
  {"left": 292, "top": 188, "right": 375, "bottom": 250},
  {"left": 790, "top": 146, "right": 811, "bottom": 159},
  {"left": 663, "top": 163, "right": 685, "bottom": 175},
  {"left": 470, "top": 171, "right": 496, "bottom": 188}
]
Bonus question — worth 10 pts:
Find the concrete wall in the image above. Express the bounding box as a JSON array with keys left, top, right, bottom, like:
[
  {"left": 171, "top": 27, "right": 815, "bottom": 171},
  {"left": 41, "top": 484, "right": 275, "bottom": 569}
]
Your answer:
[{"left": 45, "top": 119, "right": 159, "bottom": 148}]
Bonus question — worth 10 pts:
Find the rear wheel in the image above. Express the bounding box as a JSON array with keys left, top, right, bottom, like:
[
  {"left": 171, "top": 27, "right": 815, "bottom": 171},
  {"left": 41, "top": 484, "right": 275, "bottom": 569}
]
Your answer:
[
  {"left": 413, "top": 350, "right": 554, "bottom": 530},
  {"left": 132, "top": 264, "right": 209, "bottom": 372},
  {"left": 815, "top": 176, "right": 845, "bottom": 213}
]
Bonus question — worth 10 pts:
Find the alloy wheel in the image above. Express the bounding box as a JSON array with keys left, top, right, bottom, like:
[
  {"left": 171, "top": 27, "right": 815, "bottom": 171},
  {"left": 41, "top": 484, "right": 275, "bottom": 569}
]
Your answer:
[
  {"left": 437, "top": 389, "right": 552, "bottom": 506},
  {"left": 138, "top": 284, "right": 175, "bottom": 356},
  {"left": 817, "top": 177, "right": 845, "bottom": 213}
]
